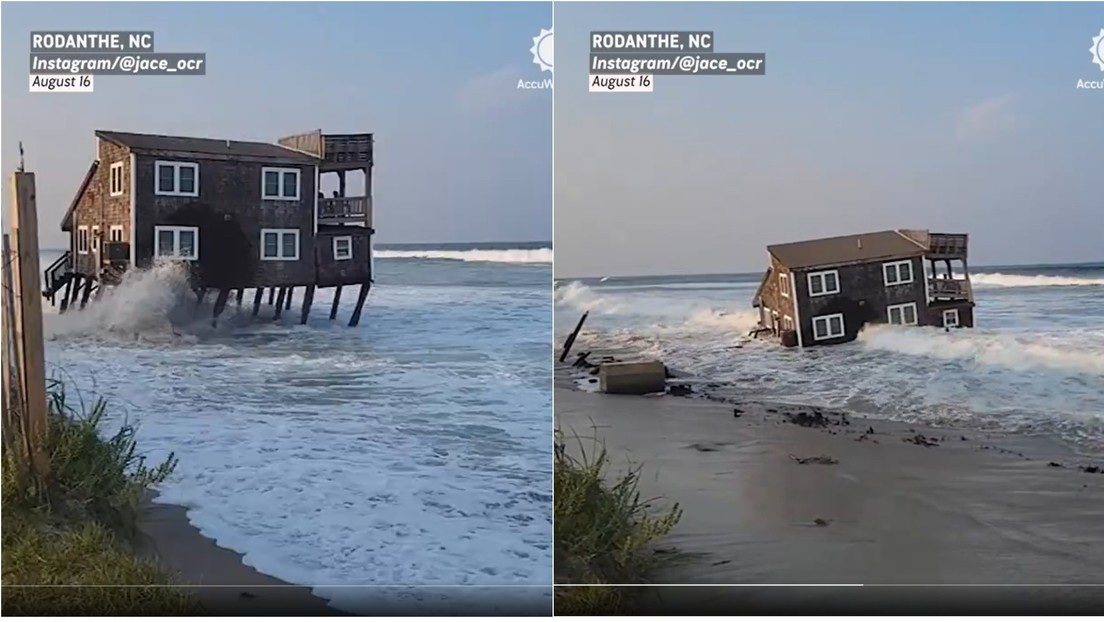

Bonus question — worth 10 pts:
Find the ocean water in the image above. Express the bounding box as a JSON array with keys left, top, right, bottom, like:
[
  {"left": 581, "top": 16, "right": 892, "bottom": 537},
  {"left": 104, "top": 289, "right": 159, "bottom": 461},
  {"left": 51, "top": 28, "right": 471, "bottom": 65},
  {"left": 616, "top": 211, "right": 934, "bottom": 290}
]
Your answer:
[
  {"left": 554, "top": 263, "right": 1104, "bottom": 457},
  {"left": 41, "top": 242, "right": 553, "bottom": 613}
]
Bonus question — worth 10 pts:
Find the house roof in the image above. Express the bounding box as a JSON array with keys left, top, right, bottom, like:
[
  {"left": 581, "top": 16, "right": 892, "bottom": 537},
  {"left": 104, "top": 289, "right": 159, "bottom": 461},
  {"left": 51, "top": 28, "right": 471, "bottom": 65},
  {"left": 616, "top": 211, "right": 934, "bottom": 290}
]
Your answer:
[
  {"left": 95, "top": 130, "right": 320, "bottom": 163},
  {"left": 768, "top": 230, "right": 928, "bottom": 269},
  {"left": 60, "top": 160, "right": 98, "bottom": 231}
]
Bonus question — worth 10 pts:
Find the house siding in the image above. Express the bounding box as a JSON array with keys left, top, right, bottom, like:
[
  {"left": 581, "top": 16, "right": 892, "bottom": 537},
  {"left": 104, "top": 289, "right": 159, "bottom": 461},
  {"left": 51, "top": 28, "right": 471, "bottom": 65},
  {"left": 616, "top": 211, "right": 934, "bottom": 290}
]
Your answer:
[
  {"left": 316, "top": 229, "right": 373, "bottom": 287},
  {"left": 794, "top": 255, "right": 927, "bottom": 346},
  {"left": 757, "top": 254, "right": 795, "bottom": 334},
  {"left": 71, "top": 139, "right": 132, "bottom": 276},
  {"left": 133, "top": 154, "right": 318, "bottom": 288}
]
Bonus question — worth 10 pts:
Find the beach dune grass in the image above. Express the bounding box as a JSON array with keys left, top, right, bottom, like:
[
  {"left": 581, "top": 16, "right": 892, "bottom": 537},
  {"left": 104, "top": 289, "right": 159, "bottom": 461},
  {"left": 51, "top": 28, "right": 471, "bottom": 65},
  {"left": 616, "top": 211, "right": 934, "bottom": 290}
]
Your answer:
[
  {"left": 554, "top": 430, "right": 683, "bottom": 614},
  {"left": 2, "top": 382, "right": 201, "bottom": 615}
]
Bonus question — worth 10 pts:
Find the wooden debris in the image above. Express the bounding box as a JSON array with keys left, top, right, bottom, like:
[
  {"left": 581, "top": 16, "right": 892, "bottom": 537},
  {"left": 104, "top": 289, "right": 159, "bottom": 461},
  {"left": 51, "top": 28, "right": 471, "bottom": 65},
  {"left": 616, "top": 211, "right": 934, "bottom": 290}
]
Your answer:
[{"left": 789, "top": 454, "right": 838, "bottom": 465}]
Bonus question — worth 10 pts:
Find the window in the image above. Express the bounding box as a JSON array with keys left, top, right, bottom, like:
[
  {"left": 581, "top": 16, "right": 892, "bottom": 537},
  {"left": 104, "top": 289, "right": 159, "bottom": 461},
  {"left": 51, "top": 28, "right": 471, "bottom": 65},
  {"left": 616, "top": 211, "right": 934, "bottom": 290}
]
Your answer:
[
  {"left": 883, "top": 259, "right": 914, "bottom": 286},
  {"left": 77, "top": 226, "right": 89, "bottom": 254},
  {"left": 780, "top": 273, "right": 790, "bottom": 298},
  {"left": 333, "top": 235, "right": 353, "bottom": 261},
  {"left": 261, "top": 167, "right": 301, "bottom": 200},
  {"left": 812, "top": 313, "right": 846, "bottom": 341},
  {"left": 154, "top": 225, "right": 199, "bottom": 260},
  {"left": 887, "top": 302, "right": 919, "bottom": 326},
  {"left": 783, "top": 315, "right": 794, "bottom": 331},
  {"left": 807, "top": 270, "right": 840, "bottom": 297},
  {"left": 109, "top": 225, "right": 124, "bottom": 242},
  {"left": 91, "top": 226, "right": 100, "bottom": 253},
  {"left": 155, "top": 161, "right": 199, "bottom": 197},
  {"left": 261, "top": 228, "right": 299, "bottom": 261},
  {"left": 110, "top": 162, "right": 124, "bottom": 196}
]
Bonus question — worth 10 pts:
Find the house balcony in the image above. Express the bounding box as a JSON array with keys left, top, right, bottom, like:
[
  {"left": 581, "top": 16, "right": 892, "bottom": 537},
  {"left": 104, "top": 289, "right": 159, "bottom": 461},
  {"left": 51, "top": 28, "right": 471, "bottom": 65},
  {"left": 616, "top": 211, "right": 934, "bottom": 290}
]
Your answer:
[
  {"left": 928, "top": 233, "right": 969, "bottom": 259},
  {"left": 318, "top": 196, "right": 372, "bottom": 227},
  {"left": 929, "top": 278, "right": 973, "bottom": 301}
]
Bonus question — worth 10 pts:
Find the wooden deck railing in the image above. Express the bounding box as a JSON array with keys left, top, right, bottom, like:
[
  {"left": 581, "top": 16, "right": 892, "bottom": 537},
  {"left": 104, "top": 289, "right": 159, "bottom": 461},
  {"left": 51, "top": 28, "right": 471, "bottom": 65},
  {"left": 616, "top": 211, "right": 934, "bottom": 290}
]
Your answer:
[
  {"left": 929, "top": 278, "right": 972, "bottom": 300},
  {"left": 318, "top": 197, "right": 372, "bottom": 227}
]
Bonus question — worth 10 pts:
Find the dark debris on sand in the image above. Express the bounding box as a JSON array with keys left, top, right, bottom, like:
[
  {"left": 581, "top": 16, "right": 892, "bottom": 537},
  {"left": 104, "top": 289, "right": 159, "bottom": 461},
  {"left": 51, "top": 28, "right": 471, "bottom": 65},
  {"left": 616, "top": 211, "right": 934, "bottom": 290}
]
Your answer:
[{"left": 904, "top": 434, "right": 940, "bottom": 448}]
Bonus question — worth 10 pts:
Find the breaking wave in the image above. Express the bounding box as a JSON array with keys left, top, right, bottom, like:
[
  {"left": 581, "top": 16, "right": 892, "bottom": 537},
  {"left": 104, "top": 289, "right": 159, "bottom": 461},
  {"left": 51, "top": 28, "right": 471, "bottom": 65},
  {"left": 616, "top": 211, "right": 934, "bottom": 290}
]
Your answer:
[
  {"left": 45, "top": 261, "right": 197, "bottom": 342},
  {"left": 857, "top": 324, "right": 1104, "bottom": 375},
  {"left": 375, "top": 248, "right": 552, "bottom": 264},
  {"left": 972, "top": 272, "right": 1104, "bottom": 288}
]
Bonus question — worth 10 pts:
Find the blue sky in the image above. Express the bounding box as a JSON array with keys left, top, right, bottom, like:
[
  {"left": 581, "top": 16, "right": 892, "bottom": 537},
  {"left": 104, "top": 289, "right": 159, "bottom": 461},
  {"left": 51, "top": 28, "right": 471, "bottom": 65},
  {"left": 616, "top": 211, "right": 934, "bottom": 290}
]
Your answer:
[
  {"left": 2, "top": 2, "right": 552, "bottom": 248},
  {"left": 554, "top": 2, "right": 1104, "bottom": 277}
]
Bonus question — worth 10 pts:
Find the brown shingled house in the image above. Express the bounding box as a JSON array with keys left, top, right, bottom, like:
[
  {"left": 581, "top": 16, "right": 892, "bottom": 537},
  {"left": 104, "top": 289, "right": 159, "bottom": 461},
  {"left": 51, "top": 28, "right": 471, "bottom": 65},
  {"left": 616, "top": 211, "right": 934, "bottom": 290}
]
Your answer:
[
  {"left": 752, "top": 229, "right": 975, "bottom": 347},
  {"left": 44, "top": 129, "right": 376, "bottom": 325}
]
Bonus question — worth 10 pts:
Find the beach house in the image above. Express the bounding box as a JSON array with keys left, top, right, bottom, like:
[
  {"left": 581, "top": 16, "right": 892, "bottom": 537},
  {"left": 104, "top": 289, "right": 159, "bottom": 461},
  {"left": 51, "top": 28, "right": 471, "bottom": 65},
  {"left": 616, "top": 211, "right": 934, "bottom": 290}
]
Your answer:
[
  {"left": 752, "top": 229, "right": 975, "bottom": 347},
  {"left": 44, "top": 129, "right": 376, "bottom": 325}
]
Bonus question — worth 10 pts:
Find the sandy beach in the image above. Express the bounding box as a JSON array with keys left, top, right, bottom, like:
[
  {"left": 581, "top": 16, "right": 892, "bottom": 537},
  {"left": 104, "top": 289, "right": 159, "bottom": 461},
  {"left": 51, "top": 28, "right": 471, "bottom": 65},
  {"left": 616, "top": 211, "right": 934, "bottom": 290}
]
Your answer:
[
  {"left": 137, "top": 501, "right": 342, "bottom": 615},
  {"left": 555, "top": 380, "right": 1104, "bottom": 613}
]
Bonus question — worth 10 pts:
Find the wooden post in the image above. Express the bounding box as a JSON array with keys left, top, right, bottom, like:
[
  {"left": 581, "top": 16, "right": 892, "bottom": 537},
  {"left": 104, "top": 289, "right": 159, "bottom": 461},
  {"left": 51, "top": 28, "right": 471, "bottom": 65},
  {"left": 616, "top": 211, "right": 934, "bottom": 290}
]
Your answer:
[
  {"left": 58, "top": 277, "right": 73, "bottom": 313},
  {"left": 9, "top": 172, "right": 50, "bottom": 485},
  {"left": 560, "top": 311, "right": 590, "bottom": 362},
  {"left": 2, "top": 235, "right": 22, "bottom": 464},
  {"left": 300, "top": 285, "right": 315, "bottom": 324},
  {"left": 78, "top": 277, "right": 93, "bottom": 309},
  {"left": 212, "top": 288, "right": 230, "bottom": 326},
  {"left": 285, "top": 286, "right": 294, "bottom": 310},
  {"left": 194, "top": 288, "right": 208, "bottom": 312},
  {"left": 235, "top": 288, "right": 244, "bottom": 307},
  {"left": 273, "top": 287, "right": 286, "bottom": 320},
  {"left": 268, "top": 288, "right": 275, "bottom": 305},
  {"left": 348, "top": 282, "right": 370, "bottom": 327},
  {"left": 252, "top": 288, "right": 264, "bottom": 316},
  {"left": 67, "top": 274, "right": 83, "bottom": 310},
  {"left": 329, "top": 285, "right": 343, "bottom": 320}
]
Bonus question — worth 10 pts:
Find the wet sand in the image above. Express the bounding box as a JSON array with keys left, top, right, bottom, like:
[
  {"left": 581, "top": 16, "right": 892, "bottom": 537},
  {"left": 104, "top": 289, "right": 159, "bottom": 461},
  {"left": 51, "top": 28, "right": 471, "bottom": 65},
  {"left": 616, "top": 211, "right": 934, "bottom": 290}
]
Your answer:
[
  {"left": 137, "top": 501, "right": 342, "bottom": 615},
  {"left": 556, "top": 385, "right": 1104, "bottom": 608}
]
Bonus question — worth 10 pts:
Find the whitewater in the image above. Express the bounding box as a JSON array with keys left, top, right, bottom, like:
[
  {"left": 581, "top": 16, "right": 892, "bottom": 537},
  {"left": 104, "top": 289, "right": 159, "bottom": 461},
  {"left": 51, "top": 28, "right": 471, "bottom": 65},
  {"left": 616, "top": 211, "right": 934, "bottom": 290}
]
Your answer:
[
  {"left": 554, "top": 266, "right": 1104, "bottom": 456},
  {"left": 43, "top": 248, "right": 553, "bottom": 613}
]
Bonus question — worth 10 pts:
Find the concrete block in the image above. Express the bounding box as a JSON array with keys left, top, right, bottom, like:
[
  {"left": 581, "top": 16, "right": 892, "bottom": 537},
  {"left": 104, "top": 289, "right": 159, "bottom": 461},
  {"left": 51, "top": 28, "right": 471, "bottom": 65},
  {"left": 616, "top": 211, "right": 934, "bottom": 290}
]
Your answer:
[{"left": 599, "top": 360, "right": 667, "bottom": 395}]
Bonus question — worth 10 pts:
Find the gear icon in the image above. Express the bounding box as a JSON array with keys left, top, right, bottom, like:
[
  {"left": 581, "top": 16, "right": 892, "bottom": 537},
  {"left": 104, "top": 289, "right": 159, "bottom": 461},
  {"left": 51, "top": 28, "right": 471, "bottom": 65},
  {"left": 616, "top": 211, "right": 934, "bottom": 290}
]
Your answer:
[
  {"left": 1092, "top": 28, "right": 1104, "bottom": 71},
  {"left": 530, "top": 28, "right": 553, "bottom": 74}
]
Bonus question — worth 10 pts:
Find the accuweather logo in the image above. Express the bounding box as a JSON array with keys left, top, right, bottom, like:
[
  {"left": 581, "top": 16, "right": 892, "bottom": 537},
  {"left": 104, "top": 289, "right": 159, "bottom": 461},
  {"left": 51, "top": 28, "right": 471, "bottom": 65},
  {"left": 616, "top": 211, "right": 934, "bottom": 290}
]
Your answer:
[
  {"left": 530, "top": 27, "right": 553, "bottom": 73},
  {"left": 1092, "top": 28, "right": 1104, "bottom": 71}
]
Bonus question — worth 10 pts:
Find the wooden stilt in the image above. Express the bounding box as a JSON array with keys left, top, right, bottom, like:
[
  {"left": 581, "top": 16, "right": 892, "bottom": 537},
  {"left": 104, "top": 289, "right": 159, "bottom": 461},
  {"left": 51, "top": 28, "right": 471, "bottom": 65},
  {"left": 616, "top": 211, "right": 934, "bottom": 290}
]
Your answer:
[
  {"left": 235, "top": 288, "right": 244, "bottom": 307},
  {"left": 212, "top": 288, "right": 230, "bottom": 326},
  {"left": 348, "top": 282, "right": 370, "bottom": 327},
  {"left": 285, "top": 286, "right": 294, "bottom": 310},
  {"left": 94, "top": 281, "right": 105, "bottom": 300},
  {"left": 268, "top": 288, "right": 275, "bottom": 305},
  {"left": 300, "top": 285, "right": 315, "bottom": 325},
  {"left": 59, "top": 277, "right": 74, "bottom": 313},
  {"left": 273, "top": 287, "right": 286, "bottom": 320},
  {"left": 67, "top": 275, "right": 83, "bottom": 311},
  {"left": 78, "top": 278, "right": 94, "bottom": 310},
  {"left": 252, "top": 288, "right": 264, "bottom": 316},
  {"left": 329, "top": 285, "right": 343, "bottom": 320}
]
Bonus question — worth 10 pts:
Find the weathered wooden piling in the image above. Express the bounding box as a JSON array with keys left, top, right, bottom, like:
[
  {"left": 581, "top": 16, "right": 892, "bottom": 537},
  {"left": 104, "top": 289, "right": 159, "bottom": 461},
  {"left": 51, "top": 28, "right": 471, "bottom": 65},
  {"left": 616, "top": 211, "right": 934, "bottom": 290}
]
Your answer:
[
  {"left": 348, "top": 282, "right": 370, "bottom": 327},
  {"left": 560, "top": 311, "right": 590, "bottom": 362},
  {"left": 66, "top": 275, "right": 83, "bottom": 312},
  {"left": 78, "top": 278, "right": 93, "bottom": 309},
  {"left": 212, "top": 288, "right": 230, "bottom": 326},
  {"left": 59, "top": 277, "right": 74, "bottom": 313},
  {"left": 235, "top": 288, "right": 244, "bottom": 307},
  {"left": 252, "top": 288, "right": 263, "bottom": 316},
  {"left": 273, "top": 287, "right": 287, "bottom": 320},
  {"left": 285, "top": 286, "right": 294, "bottom": 311},
  {"left": 268, "top": 288, "right": 275, "bottom": 305},
  {"left": 329, "top": 285, "right": 342, "bottom": 320},
  {"left": 300, "top": 285, "right": 315, "bottom": 325}
]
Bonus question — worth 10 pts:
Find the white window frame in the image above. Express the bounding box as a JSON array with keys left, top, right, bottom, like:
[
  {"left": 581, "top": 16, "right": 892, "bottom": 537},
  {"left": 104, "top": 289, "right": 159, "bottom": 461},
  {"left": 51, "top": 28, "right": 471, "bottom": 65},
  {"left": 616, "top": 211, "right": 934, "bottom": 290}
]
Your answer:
[
  {"left": 943, "top": 308, "right": 960, "bottom": 328},
  {"left": 807, "top": 269, "right": 841, "bottom": 297},
  {"left": 812, "top": 313, "right": 846, "bottom": 341},
  {"left": 153, "top": 225, "right": 199, "bottom": 260},
  {"left": 154, "top": 161, "right": 199, "bottom": 197},
  {"left": 332, "top": 235, "right": 353, "bottom": 261},
  {"left": 779, "top": 272, "right": 790, "bottom": 298},
  {"left": 883, "top": 259, "right": 914, "bottom": 286},
  {"left": 109, "top": 225, "right": 124, "bottom": 243},
  {"left": 887, "top": 302, "right": 919, "bottom": 326},
  {"left": 261, "top": 167, "right": 301, "bottom": 201},
  {"left": 260, "top": 228, "right": 300, "bottom": 261},
  {"left": 77, "top": 226, "right": 89, "bottom": 254},
  {"left": 109, "top": 161, "right": 124, "bottom": 196}
]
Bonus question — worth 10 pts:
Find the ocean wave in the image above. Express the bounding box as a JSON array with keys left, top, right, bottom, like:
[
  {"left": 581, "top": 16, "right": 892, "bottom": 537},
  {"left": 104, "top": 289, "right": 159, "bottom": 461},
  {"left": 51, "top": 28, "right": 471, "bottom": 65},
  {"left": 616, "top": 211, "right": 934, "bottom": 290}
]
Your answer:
[
  {"left": 971, "top": 272, "right": 1104, "bottom": 288},
  {"left": 375, "top": 248, "right": 552, "bottom": 264},
  {"left": 858, "top": 325, "right": 1104, "bottom": 375}
]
